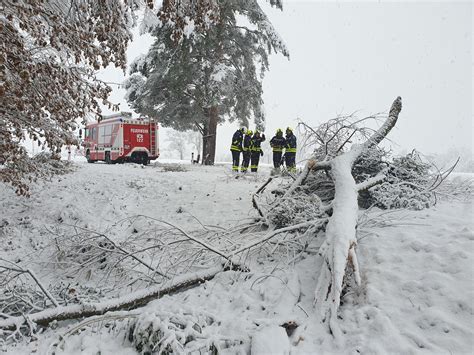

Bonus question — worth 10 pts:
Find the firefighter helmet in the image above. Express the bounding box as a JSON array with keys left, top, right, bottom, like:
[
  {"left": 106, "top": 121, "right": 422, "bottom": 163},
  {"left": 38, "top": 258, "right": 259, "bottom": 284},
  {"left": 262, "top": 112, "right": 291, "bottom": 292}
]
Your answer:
[
  {"left": 247, "top": 129, "right": 253, "bottom": 135},
  {"left": 276, "top": 128, "right": 283, "bottom": 134},
  {"left": 241, "top": 127, "right": 247, "bottom": 133},
  {"left": 286, "top": 127, "right": 293, "bottom": 133}
]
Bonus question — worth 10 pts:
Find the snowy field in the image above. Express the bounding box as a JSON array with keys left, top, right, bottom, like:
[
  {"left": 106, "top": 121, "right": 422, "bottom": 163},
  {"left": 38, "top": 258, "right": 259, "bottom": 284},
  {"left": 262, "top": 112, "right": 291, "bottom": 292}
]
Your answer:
[{"left": 0, "top": 161, "right": 473, "bottom": 354}]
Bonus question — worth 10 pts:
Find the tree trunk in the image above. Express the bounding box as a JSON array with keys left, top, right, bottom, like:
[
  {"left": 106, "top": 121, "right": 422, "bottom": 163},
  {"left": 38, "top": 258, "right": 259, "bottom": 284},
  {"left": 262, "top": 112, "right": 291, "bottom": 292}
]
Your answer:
[
  {"left": 207, "top": 106, "right": 218, "bottom": 165},
  {"left": 202, "top": 106, "right": 218, "bottom": 165},
  {"left": 201, "top": 122, "right": 209, "bottom": 165}
]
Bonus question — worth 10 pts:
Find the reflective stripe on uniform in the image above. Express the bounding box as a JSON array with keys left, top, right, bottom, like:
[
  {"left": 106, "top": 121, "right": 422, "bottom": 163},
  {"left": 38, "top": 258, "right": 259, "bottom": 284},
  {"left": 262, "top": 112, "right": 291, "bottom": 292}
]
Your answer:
[
  {"left": 272, "top": 147, "right": 283, "bottom": 152},
  {"left": 232, "top": 166, "right": 239, "bottom": 171},
  {"left": 231, "top": 145, "right": 241, "bottom": 151},
  {"left": 286, "top": 148, "right": 297, "bottom": 153}
]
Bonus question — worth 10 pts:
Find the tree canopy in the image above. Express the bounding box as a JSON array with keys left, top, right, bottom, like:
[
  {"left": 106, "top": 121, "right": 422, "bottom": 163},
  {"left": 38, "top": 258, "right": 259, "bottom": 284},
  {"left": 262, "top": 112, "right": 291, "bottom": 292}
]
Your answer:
[
  {"left": 1, "top": 0, "right": 140, "bottom": 194},
  {"left": 125, "top": 0, "right": 288, "bottom": 163}
]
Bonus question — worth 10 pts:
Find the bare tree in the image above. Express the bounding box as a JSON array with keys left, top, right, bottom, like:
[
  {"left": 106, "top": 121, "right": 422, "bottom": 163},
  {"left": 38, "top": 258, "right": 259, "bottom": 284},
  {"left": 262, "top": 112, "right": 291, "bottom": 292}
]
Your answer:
[
  {"left": 186, "top": 130, "right": 203, "bottom": 158},
  {"left": 166, "top": 130, "right": 188, "bottom": 160}
]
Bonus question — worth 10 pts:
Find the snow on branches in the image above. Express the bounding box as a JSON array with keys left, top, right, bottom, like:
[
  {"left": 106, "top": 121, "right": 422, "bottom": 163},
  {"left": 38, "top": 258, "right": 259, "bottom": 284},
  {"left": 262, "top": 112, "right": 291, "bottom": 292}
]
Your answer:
[
  {"left": 154, "top": 0, "right": 221, "bottom": 41},
  {"left": 145, "top": 0, "right": 286, "bottom": 50},
  {"left": 0, "top": 206, "right": 317, "bottom": 342},
  {"left": 1, "top": 0, "right": 143, "bottom": 195},
  {"left": 253, "top": 97, "right": 405, "bottom": 336},
  {"left": 253, "top": 97, "right": 463, "bottom": 337},
  {"left": 296, "top": 97, "right": 403, "bottom": 336},
  {"left": 2, "top": 96, "right": 463, "bottom": 346},
  {"left": 125, "top": 0, "right": 289, "bottom": 164}
]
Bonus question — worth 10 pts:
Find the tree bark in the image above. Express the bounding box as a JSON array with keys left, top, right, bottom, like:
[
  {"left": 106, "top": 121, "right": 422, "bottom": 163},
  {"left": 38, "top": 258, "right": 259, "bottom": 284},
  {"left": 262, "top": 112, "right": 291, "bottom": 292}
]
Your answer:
[
  {"left": 208, "top": 106, "right": 218, "bottom": 164},
  {"left": 201, "top": 121, "right": 209, "bottom": 165},
  {"left": 202, "top": 106, "right": 218, "bottom": 165}
]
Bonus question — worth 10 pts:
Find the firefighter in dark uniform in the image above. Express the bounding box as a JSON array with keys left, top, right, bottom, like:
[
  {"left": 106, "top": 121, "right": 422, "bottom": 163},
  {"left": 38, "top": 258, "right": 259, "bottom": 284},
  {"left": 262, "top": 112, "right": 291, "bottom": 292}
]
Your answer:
[
  {"left": 269, "top": 128, "right": 286, "bottom": 169},
  {"left": 250, "top": 130, "right": 266, "bottom": 172},
  {"left": 284, "top": 127, "right": 297, "bottom": 173},
  {"left": 241, "top": 129, "right": 252, "bottom": 173},
  {"left": 230, "top": 127, "right": 245, "bottom": 172}
]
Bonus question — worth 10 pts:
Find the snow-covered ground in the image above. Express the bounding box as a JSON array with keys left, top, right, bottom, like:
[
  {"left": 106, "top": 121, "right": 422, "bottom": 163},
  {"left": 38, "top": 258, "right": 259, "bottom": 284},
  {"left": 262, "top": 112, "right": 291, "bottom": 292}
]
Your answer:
[
  {"left": 1, "top": 160, "right": 262, "bottom": 246},
  {"left": 351, "top": 203, "right": 474, "bottom": 354},
  {"left": 0, "top": 162, "right": 472, "bottom": 354}
]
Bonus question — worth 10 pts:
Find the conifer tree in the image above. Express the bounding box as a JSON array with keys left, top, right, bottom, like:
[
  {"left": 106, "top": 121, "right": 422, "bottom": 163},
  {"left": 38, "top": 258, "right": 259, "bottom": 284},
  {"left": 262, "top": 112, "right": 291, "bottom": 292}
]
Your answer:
[{"left": 125, "top": 0, "right": 288, "bottom": 164}]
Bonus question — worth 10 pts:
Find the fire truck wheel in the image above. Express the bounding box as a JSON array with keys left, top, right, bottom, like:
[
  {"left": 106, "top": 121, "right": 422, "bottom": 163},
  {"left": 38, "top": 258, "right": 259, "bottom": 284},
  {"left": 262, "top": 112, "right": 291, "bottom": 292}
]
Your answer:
[
  {"left": 105, "top": 152, "right": 112, "bottom": 164},
  {"left": 86, "top": 150, "right": 95, "bottom": 163},
  {"left": 142, "top": 154, "right": 149, "bottom": 166}
]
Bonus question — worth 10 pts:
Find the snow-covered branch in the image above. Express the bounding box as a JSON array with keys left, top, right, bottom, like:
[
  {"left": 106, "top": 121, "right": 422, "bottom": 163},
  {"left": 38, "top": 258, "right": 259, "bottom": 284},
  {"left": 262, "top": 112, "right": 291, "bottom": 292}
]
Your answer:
[
  {"left": 228, "top": 219, "right": 327, "bottom": 258},
  {"left": 0, "top": 266, "right": 223, "bottom": 331},
  {"left": 364, "top": 96, "right": 402, "bottom": 149},
  {"left": 134, "top": 215, "right": 229, "bottom": 260},
  {"left": 0, "top": 259, "right": 59, "bottom": 308},
  {"left": 356, "top": 171, "right": 388, "bottom": 191}
]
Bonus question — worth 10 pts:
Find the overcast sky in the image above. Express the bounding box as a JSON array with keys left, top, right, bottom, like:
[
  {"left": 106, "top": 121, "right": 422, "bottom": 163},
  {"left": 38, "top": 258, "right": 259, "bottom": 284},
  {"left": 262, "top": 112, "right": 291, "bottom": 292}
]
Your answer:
[{"left": 99, "top": 0, "right": 473, "bottom": 160}]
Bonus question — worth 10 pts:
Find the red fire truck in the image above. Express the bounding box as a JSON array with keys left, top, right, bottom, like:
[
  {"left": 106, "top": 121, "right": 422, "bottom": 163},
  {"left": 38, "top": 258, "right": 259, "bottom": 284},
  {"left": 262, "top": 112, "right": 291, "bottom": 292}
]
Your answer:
[{"left": 81, "top": 112, "right": 159, "bottom": 165}]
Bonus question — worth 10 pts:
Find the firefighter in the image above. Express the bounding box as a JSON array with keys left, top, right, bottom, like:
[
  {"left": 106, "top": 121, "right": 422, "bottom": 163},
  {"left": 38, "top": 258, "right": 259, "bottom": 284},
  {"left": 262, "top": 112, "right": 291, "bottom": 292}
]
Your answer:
[
  {"left": 284, "top": 127, "right": 297, "bottom": 173},
  {"left": 241, "top": 129, "right": 252, "bottom": 173},
  {"left": 250, "top": 130, "right": 266, "bottom": 172},
  {"left": 269, "top": 128, "right": 286, "bottom": 171},
  {"left": 230, "top": 127, "right": 246, "bottom": 172}
]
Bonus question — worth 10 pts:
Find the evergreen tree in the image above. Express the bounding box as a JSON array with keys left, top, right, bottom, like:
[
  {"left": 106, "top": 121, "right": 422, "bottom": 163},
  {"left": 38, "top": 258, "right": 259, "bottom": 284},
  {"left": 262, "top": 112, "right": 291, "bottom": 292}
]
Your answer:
[{"left": 125, "top": 0, "right": 288, "bottom": 164}]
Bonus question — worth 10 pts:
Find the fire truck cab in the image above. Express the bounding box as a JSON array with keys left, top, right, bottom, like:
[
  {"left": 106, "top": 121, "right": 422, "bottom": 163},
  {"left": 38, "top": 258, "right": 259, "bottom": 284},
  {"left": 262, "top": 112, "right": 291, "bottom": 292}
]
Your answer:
[{"left": 82, "top": 112, "right": 159, "bottom": 165}]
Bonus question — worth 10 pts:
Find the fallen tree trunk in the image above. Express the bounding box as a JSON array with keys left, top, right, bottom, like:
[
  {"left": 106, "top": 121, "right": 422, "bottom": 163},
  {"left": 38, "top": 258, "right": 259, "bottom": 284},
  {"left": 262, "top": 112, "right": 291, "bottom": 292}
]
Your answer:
[
  {"left": 314, "top": 151, "right": 361, "bottom": 336},
  {"left": 313, "top": 97, "right": 402, "bottom": 336},
  {"left": 0, "top": 266, "right": 224, "bottom": 331}
]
